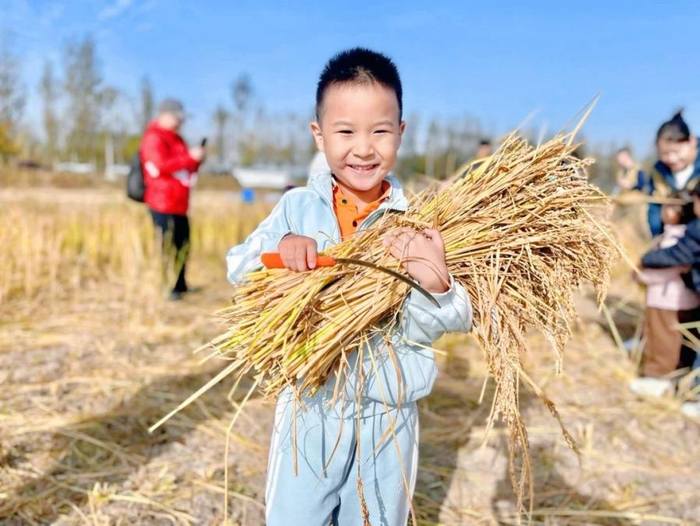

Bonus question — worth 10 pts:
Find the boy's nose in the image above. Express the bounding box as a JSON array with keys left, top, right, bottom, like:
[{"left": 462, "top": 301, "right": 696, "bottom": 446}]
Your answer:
[{"left": 352, "top": 139, "right": 375, "bottom": 159}]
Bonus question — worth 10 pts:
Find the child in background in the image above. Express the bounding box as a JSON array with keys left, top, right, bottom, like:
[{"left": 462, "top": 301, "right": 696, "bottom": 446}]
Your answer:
[
  {"left": 641, "top": 185, "right": 700, "bottom": 417},
  {"left": 614, "top": 147, "right": 645, "bottom": 195},
  {"left": 632, "top": 193, "right": 700, "bottom": 397},
  {"left": 226, "top": 48, "right": 473, "bottom": 525}
]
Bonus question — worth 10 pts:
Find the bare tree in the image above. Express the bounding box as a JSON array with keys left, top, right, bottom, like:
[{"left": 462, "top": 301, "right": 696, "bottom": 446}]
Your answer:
[
  {"left": 0, "top": 30, "right": 26, "bottom": 160},
  {"left": 231, "top": 74, "right": 253, "bottom": 164},
  {"left": 213, "top": 103, "right": 230, "bottom": 163},
  {"left": 425, "top": 119, "right": 441, "bottom": 177},
  {"left": 138, "top": 75, "right": 154, "bottom": 132},
  {"left": 231, "top": 73, "right": 253, "bottom": 113},
  {"left": 62, "top": 35, "right": 103, "bottom": 163},
  {"left": 401, "top": 112, "right": 419, "bottom": 158},
  {"left": 39, "top": 61, "right": 59, "bottom": 162}
]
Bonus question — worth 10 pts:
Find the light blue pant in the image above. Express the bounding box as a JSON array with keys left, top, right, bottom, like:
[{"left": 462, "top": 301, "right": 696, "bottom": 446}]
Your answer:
[{"left": 265, "top": 392, "right": 419, "bottom": 526}]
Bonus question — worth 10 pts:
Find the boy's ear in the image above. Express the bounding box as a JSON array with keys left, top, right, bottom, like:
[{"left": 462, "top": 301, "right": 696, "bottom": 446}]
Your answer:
[
  {"left": 310, "top": 121, "right": 324, "bottom": 152},
  {"left": 397, "top": 120, "right": 406, "bottom": 146}
]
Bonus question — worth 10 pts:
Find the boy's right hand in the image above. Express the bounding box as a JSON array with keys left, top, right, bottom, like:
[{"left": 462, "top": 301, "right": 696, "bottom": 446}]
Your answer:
[{"left": 278, "top": 234, "right": 317, "bottom": 271}]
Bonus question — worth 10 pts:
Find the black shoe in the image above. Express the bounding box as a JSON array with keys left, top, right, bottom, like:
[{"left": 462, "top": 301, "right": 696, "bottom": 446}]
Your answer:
[{"left": 169, "top": 291, "right": 185, "bottom": 301}]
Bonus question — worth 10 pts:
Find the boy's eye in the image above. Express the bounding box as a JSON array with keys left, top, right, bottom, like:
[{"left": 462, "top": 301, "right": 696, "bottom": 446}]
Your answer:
[
  {"left": 374, "top": 129, "right": 389, "bottom": 134},
  {"left": 338, "top": 130, "right": 353, "bottom": 135}
]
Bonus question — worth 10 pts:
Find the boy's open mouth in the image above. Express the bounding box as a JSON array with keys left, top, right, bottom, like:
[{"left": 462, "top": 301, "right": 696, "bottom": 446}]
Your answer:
[{"left": 348, "top": 164, "right": 379, "bottom": 175}]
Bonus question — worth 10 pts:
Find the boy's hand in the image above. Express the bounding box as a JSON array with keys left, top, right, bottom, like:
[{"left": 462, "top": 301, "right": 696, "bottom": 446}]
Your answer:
[
  {"left": 383, "top": 227, "right": 450, "bottom": 294},
  {"left": 278, "top": 234, "right": 317, "bottom": 272}
]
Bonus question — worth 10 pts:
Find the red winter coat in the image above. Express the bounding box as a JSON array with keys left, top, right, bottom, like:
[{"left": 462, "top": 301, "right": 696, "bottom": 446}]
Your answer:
[{"left": 140, "top": 121, "right": 200, "bottom": 216}]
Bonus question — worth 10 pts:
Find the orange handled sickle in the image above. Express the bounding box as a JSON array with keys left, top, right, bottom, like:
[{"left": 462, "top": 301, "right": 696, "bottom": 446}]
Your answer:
[
  {"left": 260, "top": 252, "right": 441, "bottom": 308},
  {"left": 261, "top": 253, "right": 336, "bottom": 268}
]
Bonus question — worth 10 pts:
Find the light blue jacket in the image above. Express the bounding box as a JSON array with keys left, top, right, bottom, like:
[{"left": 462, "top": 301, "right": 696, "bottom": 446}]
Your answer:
[{"left": 226, "top": 170, "right": 472, "bottom": 418}]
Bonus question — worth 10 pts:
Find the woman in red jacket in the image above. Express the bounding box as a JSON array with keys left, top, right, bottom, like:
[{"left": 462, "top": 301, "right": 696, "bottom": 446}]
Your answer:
[{"left": 140, "top": 99, "right": 206, "bottom": 299}]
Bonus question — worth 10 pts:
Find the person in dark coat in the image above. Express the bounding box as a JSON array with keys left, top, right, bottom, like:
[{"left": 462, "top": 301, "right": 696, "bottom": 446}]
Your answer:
[{"left": 643, "top": 111, "right": 700, "bottom": 237}]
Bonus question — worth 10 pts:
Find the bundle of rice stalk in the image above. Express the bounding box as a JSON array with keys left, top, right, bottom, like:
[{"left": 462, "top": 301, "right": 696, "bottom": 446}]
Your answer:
[{"left": 153, "top": 129, "right": 620, "bottom": 512}]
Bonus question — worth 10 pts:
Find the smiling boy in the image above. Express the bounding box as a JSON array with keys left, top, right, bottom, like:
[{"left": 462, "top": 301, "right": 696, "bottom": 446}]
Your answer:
[{"left": 226, "top": 48, "right": 472, "bottom": 526}]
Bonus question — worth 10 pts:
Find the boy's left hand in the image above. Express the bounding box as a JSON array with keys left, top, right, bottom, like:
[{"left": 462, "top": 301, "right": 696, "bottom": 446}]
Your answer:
[{"left": 383, "top": 227, "right": 450, "bottom": 294}]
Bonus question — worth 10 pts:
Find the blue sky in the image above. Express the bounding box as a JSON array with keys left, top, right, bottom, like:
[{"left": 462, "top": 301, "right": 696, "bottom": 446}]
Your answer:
[{"left": 4, "top": 0, "right": 700, "bottom": 156}]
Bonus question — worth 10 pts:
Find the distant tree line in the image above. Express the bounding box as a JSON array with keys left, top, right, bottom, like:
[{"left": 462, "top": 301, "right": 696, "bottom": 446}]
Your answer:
[{"left": 0, "top": 30, "right": 621, "bottom": 185}]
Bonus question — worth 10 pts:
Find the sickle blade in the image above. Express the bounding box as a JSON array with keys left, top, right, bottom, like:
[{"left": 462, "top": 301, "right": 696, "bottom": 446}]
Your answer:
[{"left": 334, "top": 258, "right": 441, "bottom": 309}]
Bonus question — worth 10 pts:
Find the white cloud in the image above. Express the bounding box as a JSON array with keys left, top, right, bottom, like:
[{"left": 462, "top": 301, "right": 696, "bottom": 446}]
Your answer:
[
  {"left": 136, "top": 0, "right": 159, "bottom": 14},
  {"left": 98, "top": 0, "right": 134, "bottom": 21},
  {"left": 39, "top": 2, "right": 66, "bottom": 26},
  {"left": 0, "top": 0, "right": 34, "bottom": 29}
]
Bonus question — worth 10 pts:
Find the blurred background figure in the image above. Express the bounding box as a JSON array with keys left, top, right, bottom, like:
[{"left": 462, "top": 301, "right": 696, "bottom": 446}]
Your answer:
[
  {"left": 644, "top": 111, "right": 700, "bottom": 236},
  {"left": 462, "top": 138, "right": 493, "bottom": 175},
  {"left": 475, "top": 139, "right": 492, "bottom": 161},
  {"left": 140, "top": 99, "right": 206, "bottom": 300},
  {"left": 614, "top": 147, "right": 645, "bottom": 195},
  {"left": 631, "top": 194, "right": 700, "bottom": 397},
  {"left": 638, "top": 185, "right": 700, "bottom": 417}
]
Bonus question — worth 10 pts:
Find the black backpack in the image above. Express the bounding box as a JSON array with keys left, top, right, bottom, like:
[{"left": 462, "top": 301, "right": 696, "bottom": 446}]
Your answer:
[{"left": 127, "top": 151, "right": 145, "bottom": 202}]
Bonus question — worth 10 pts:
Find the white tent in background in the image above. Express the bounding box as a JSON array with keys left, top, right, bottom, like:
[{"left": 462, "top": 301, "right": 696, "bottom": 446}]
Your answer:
[
  {"left": 54, "top": 162, "right": 96, "bottom": 175},
  {"left": 232, "top": 166, "right": 307, "bottom": 190}
]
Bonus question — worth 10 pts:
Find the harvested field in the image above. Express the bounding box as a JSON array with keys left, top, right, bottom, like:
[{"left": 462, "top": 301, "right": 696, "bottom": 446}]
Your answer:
[{"left": 1, "top": 186, "right": 698, "bottom": 525}]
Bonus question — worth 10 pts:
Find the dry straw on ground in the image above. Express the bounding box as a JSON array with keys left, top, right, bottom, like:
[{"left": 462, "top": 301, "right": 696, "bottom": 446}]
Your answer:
[
  {"left": 0, "top": 189, "right": 266, "bottom": 314},
  {"left": 154, "top": 130, "right": 620, "bottom": 518},
  {"left": 3, "top": 186, "right": 700, "bottom": 524}
]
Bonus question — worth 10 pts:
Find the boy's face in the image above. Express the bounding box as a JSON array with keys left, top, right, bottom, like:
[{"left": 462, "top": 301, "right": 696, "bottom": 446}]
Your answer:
[
  {"left": 311, "top": 82, "right": 405, "bottom": 200},
  {"left": 694, "top": 195, "right": 700, "bottom": 218}
]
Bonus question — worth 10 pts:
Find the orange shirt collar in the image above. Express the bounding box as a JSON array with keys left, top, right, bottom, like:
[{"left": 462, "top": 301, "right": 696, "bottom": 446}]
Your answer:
[{"left": 332, "top": 178, "right": 391, "bottom": 240}]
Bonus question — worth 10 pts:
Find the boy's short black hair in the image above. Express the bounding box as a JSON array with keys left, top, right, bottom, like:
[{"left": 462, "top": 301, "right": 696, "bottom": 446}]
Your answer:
[
  {"left": 479, "top": 139, "right": 492, "bottom": 147},
  {"left": 657, "top": 110, "right": 691, "bottom": 143},
  {"left": 315, "top": 47, "right": 403, "bottom": 121},
  {"left": 616, "top": 146, "right": 631, "bottom": 155}
]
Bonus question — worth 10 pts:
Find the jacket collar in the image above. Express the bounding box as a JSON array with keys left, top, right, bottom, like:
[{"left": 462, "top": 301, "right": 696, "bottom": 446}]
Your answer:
[
  {"left": 307, "top": 169, "right": 409, "bottom": 213},
  {"left": 664, "top": 223, "right": 687, "bottom": 237},
  {"left": 654, "top": 154, "right": 700, "bottom": 188}
]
